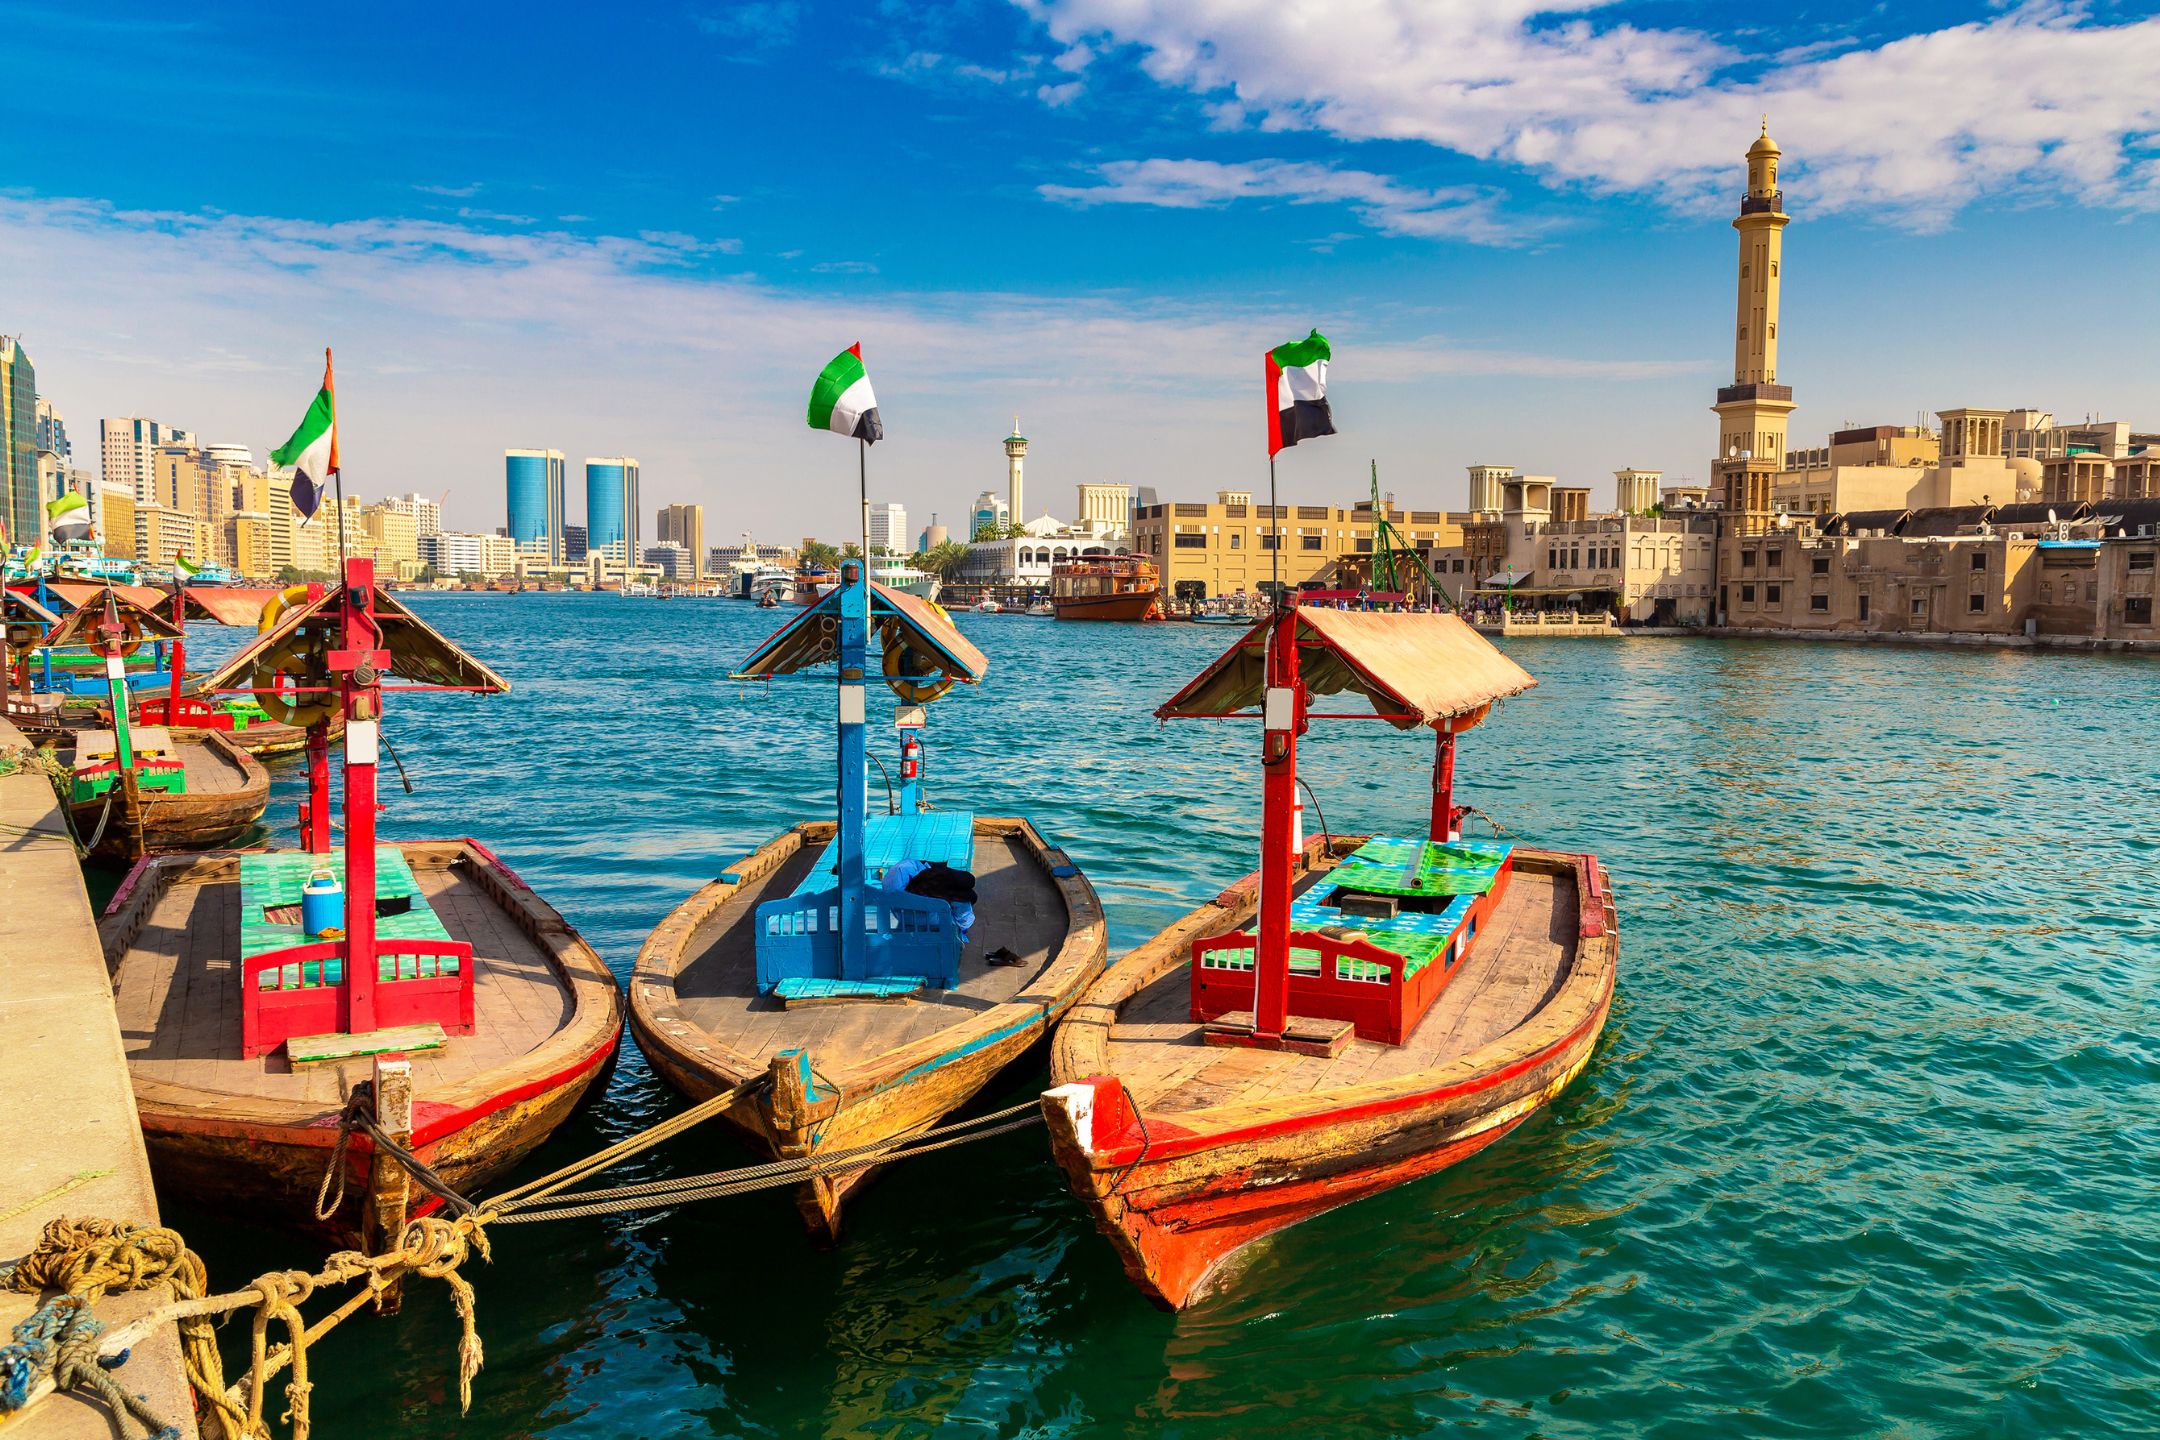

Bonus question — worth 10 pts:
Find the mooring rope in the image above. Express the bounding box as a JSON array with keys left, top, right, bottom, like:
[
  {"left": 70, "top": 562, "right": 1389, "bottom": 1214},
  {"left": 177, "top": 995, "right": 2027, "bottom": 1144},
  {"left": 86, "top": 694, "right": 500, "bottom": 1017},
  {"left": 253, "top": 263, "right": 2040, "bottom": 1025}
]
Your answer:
[{"left": 4, "top": 1079, "right": 1042, "bottom": 1436}]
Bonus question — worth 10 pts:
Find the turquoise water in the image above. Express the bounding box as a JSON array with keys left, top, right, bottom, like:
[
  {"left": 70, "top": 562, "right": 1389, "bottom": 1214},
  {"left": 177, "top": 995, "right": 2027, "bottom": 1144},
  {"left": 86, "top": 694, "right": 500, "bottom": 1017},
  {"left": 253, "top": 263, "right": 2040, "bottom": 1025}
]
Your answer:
[{"left": 163, "top": 596, "right": 2160, "bottom": 1439}]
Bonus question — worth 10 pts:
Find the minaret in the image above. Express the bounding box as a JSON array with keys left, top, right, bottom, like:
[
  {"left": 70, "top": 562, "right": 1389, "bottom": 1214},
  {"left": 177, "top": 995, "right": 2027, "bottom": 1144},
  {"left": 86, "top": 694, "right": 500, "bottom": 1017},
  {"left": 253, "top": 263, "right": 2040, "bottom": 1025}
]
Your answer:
[
  {"left": 1004, "top": 417, "right": 1027, "bottom": 526},
  {"left": 1712, "top": 119, "right": 1797, "bottom": 535}
]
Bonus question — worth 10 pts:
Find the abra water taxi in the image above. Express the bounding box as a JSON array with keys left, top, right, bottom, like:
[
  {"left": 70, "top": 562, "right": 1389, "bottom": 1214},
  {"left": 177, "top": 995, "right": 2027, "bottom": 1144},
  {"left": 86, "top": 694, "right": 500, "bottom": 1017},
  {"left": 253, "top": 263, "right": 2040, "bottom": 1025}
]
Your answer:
[
  {"left": 1050, "top": 554, "right": 1163, "bottom": 621},
  {"left": 99, "top": 559, "right": 622, "bottom": 1243},
  {"left": 1043, "top": 604, "right": 1617, "bottom": 1308},
  {"left": 632, "top": 559, "right": 1106, "bottom": 1240}
]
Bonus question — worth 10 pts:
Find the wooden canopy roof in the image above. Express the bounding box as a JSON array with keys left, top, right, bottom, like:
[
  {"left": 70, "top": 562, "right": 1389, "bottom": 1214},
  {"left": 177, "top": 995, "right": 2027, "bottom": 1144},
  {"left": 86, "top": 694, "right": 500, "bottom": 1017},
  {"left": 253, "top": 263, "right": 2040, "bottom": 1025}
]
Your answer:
[
  {"left": 1, "top": 588, "right": 62, "bottom": 630},
  {"left": 39, "top": 589, "right": 187, "bottom": 650},
  {"left": 177, "top": 586, "right": 284, "bottom": 626},
  {"left": 733, "top": 581, "right": 987, "bottom": 682},
  {"left": 196, "top": 584, "right": 510, "bottom": 694},
  {"left": 1157, "top": 607, "right": 1535, "bottom": 730},
  {"left": 27, "top": 580, "right": 172, "bottom": 613}
]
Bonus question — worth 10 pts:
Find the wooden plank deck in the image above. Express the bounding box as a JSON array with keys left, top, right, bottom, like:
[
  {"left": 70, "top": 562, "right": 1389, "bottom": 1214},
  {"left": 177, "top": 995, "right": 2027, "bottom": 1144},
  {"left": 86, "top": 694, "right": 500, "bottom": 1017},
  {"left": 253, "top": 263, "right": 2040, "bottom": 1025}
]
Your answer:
[
  {"left": 671, "top": 832, "right": 1067, "bottom": 1071},
  {"left": 1107, "top": 868, "right": 1578, "bottom": 1116},
  {"left": 111, "top": 863, "right": 572, "bottom": 1107}
]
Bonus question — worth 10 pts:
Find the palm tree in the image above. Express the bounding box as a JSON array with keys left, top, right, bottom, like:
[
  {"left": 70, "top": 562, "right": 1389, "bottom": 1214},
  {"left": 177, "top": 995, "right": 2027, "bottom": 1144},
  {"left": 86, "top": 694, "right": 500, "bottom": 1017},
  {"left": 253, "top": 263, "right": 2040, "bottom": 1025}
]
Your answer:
[
  {"left": 800, "top": 540, "right": 840, "bottom": 569},
  {"left": 916, "top": 539, "right": 971, "bottom": 580}
]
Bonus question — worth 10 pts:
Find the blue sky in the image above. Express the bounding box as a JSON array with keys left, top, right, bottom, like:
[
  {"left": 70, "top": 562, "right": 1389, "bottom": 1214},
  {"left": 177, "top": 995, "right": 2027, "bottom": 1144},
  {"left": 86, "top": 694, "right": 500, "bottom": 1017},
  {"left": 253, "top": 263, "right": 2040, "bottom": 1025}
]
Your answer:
[{"left": 4, "top": 0, "right": 2157, "bottom": 538}]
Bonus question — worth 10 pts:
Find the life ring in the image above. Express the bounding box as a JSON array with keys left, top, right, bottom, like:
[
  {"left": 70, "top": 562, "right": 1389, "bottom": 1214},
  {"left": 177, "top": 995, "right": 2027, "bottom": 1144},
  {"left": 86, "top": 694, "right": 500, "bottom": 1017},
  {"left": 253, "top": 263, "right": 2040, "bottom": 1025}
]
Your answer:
[
  {"left": 256, "top": 584, "right": 312, "bottom": 636},
  {"left": 107, "top": 612, "right": 144, "bottom": 660},
  {"left": 881, "top": 623, "right": 954, "bottom": 704},
  {"left": 252, "top": 632, "right": 337, "bottom": 728}
]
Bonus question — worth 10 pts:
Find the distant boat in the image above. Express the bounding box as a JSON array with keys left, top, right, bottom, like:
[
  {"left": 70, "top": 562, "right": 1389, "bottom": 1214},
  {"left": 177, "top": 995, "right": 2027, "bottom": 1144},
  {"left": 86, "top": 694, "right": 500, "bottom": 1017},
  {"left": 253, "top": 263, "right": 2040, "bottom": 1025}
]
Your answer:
[
  {"left": 1024, "top": 600, "right": 1055, "bottom": 617},
  {"left": 748, "top": 565, "right": 795, "bottom": 605},
  {"left": 870, "top": 556, "right": 943, "bottom": 603},
  {"left": 1051, "top": 554, "right": 1164, "bottom": 621},
  {"left": 976, "top": 597, "right": 1004, "bottom": 614}
]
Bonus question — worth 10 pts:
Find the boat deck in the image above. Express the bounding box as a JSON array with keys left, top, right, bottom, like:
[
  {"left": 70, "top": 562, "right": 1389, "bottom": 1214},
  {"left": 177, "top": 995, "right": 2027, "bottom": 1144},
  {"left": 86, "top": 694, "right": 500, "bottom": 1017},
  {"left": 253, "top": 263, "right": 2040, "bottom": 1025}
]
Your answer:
[
  {"left": 670, "top": 833, "right": 1067, "bottom": 1070},
  {"left": 1107, "top": 866, "right": 1578, "bottom": 1115},
  {"left": 157, "top": 736, "right": 257, "bottom": 793},
  {"left": 112, "top": 854, "right": 572, "bottom": 1109}
]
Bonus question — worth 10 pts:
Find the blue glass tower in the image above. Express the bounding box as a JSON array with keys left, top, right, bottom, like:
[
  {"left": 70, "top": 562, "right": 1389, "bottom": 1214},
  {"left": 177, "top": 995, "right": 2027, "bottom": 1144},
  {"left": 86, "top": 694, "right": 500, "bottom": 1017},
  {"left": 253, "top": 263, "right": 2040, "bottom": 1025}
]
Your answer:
[
  {"left": 584, "top": 458, "right": 640, "bottom": 565},
  {"left": 505, "top": 449, "right": 566, "bottom": 564}
]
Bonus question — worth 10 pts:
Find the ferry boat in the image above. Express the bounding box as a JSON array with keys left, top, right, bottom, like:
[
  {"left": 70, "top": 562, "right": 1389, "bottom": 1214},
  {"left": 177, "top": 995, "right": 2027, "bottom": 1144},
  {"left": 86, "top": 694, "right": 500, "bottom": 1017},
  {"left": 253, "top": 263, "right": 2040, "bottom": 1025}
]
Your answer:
[
  {"left": 976, "top": 597, "right": 1004, "bottom": 613},
  {"left": 870, "top": 555, "right": 942, "bottom": 603},
  {"left": 748, "top": 565, "right": 796, "bottom": 605},
  {"left": 795, "top": 567, "right": 840, "bottom": 605},
  {"left": 1050, "top": 554, "right": 1164, "bottom": 621},
  {"left": 631, "top": 561, "right": 1106, "bottom": 1240},
  {"left": 1042, "top": 605, "right": 1617, "bottom": 1308},
  {"left": 99, "top": 558, "right": 622, "bottom": 1243}
]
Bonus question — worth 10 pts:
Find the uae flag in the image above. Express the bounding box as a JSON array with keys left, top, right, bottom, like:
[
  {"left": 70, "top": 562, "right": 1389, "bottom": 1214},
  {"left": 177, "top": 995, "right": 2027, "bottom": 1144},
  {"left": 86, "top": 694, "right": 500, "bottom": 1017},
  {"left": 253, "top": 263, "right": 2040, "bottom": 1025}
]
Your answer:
[
  {"left": 806, "top": 343, "right": 883, "bottom": 444},
  {"left": 1266, "top": 329, "right": 1335, "bottom": 456},
  {"left": 270, "top": 351, "right": 339, "bottom": 522}
]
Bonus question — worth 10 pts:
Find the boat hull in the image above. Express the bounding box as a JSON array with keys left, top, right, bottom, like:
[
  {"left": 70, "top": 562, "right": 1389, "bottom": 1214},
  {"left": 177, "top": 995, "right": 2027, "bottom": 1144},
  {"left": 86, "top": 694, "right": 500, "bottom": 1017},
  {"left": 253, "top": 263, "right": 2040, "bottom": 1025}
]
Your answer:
[
  {"left": 631, "top": 816, "right": 1107, "bottom": 1241},
  {"left": 1043, "top": 843, "right": 1617, "bottom": 1309},
  {"left": 100, "top": 839, "right": 625, "bottom": 1242},
  {"left": 1052, "top": 590, "right": 1162, "bottom": 621}
]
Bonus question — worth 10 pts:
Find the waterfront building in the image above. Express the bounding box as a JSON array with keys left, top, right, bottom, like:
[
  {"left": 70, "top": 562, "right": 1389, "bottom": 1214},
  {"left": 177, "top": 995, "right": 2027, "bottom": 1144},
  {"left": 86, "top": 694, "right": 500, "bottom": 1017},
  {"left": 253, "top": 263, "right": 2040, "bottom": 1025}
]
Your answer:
[
  {"left": 657, "top": 503, "right": 704, "bottom": 577},
  {"left": 505, "top": 448, "right": 567, "bottom": 564},
  {"left": 917, "top": 515, "right": 949, "bottom": 552},
  {"left": 563, "top": 523, "right": 588, "bottom": 562},
  {"left": 383, "top": 492, "right": 443, "bottom": 537},
  {"left": 101, "top": 417, "right": 197, "bottom": 504},
  {"left": 96, "top": 485, "right": 135, "bottom": 559},
  {"left": 1710, "top": 122, "right": 1796, "bottom": 535},
  {"left": 1465, "top": 464, "right": 1510, "bottom": 515},
  {"left": 420, "top": 531, "right": 520, "bottom": 578},
  {"left": 959, "top": 514, "right": 1123, "bottom": 587},
  {"left": 0, "top": 337, "right": 35, "bottom": 548},
  {"left": 643, "top": 543, "right": 695, "bottom": 580},
  {"left": 227, "top": 511, "right": 273, "bottom": 578},
  {"left": 1005, "top": 421, "right": 1027, "bottom": 524},
  {"left": 1527, "top": 515, "right": 1719, "bottom": 624},
  {"left": 359, "top": 503, "right": 421, "bottom": 576},
  {"left": 1129, "top": 490, "right": 1469, "bottom": 603},
  {"left": 866, "top": 501, "right": 906, "bottom": 555},
  {"left": 130, "top": 500, "right": 201, "bottom": 571},
  {"left": 585, "top": 457, "right": 640, "bottom": 566}
]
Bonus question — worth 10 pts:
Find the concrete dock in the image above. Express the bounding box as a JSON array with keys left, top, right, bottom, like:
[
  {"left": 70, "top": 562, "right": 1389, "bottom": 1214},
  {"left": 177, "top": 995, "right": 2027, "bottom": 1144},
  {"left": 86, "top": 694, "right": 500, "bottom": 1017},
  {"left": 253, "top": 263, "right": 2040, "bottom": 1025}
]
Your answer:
[{"left": 0, "top": 718, "right": 196, "bottom": 1440}]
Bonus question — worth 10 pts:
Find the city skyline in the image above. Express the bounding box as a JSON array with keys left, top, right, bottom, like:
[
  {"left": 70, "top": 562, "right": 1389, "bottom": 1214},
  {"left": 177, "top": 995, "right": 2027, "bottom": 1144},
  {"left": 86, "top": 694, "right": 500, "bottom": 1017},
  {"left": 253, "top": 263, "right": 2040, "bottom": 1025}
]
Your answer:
[{"left": 4, "top": 2, "right": 2156, "bottom": 537}]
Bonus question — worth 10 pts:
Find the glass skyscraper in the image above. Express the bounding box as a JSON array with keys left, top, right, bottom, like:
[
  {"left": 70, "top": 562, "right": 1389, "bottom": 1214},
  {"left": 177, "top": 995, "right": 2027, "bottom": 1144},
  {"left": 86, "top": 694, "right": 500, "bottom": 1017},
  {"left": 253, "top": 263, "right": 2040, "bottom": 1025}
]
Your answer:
[
  {"left": 584, "top": 458, "right": 640, "bottom": 565},
  {"left": 1, "top": 338, "right": 36, "bottom": 549},
  {"left": 504, "top": 449, "right": 566, "bottom": 564}
]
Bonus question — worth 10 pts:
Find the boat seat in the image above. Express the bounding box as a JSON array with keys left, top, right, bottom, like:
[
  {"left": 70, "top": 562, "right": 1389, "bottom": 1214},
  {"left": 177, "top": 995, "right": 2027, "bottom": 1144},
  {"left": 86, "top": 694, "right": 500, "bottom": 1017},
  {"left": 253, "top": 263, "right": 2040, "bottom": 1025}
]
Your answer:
[
  {"left": 240, "top": 848, "right": 450, "bottom": 984},
  {"left": 792, "top": 810, "right": 978, "bottom": 896},
  {"left": 131, "top": 725, "right": 177, "bottom": 760},
  {"left": 1328, "top": 836, "right": 1512, "bottom": 900},
  {"left": 74, "top": 730, "right": 117, "bottom": 762}
]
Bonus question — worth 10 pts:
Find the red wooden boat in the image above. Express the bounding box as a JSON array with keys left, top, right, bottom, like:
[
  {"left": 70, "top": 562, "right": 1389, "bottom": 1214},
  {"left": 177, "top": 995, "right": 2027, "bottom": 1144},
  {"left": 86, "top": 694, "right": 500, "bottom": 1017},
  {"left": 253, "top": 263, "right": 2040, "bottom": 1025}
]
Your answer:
[
  {"left": 1049, "top": 555, "right": 1164, "bottom": 621},
  {"left": 1043, "top": 605, "right": 1618, "bottom": 1308},
  {"left": 98, "top": 558, "right": 622, "bottom": 1245}
]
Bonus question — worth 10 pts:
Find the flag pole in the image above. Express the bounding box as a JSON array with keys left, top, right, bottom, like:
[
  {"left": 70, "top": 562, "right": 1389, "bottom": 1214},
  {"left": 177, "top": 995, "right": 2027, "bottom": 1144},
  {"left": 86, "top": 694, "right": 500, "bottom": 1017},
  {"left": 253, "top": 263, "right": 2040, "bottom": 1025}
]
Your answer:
[{"left": 327, "top": 347, "right": 347, "bottom": 576}]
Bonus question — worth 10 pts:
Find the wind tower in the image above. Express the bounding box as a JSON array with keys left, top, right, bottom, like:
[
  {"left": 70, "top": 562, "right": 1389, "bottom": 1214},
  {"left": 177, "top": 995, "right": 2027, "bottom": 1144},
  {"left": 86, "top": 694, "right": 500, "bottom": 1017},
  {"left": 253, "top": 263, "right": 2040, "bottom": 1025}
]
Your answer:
[
  {"left": 1004, "top": 417, "right": 1027, "bottom": 526},
  {"left": 1712, "top": 120, "right": 1796, "bottom": 536}
]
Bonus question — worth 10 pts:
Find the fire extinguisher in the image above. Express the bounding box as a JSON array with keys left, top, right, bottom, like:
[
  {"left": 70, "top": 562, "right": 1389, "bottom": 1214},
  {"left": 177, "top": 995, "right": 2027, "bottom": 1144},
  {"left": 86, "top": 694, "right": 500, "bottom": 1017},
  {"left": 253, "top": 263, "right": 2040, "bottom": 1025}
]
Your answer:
[{"left": 900, "top": 733, "right": 922, "bottom": 782}]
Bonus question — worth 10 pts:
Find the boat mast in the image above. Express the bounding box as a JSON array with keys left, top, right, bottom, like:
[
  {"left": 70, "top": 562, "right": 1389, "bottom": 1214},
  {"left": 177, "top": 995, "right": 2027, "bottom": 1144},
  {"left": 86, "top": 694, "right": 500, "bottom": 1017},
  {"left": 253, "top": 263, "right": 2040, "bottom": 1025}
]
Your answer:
[
  {"left": 833, "top": 437, "right": 873, "bottom": 979},
  {"left": 1253, "top": 606, "right": 1305, "bottom": 1044},
  {"left": 333, "top": 556, "right": 390, "bottom": 1033}
]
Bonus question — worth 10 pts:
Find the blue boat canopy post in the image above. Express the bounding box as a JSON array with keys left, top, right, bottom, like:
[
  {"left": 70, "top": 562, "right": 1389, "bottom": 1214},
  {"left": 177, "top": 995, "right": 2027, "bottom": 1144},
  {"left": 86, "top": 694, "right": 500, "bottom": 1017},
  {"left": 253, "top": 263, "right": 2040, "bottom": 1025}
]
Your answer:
[{"left": 730, "top": 578, "right": 988, "bottom": 991}]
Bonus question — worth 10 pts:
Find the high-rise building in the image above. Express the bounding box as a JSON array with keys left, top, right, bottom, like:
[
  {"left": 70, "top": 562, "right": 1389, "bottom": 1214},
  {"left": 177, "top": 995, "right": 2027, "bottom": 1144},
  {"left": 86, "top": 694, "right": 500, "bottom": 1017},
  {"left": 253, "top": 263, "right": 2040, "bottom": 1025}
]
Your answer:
[
  {"left": 34, "top": 396, "right": 68, "bottom": 465},
  {"left": 585, "top": 457, "right": 640, "bottom": 565},
  {"left": 1712, "top": 121, "right": 1796, "bottom": 534},
  {"left": 657, "top": 502, "right": 704, "bottom": 578},
  {"left": 505, "top": 448, "right": 566, "bottom": 564},
  {"left": 918, "top": 514, "right": 949, "bottom": 552},
  {"left": 0, "top": 337, "right": 35, "bottom": 548},
  {"left": 971, "top": 490, "right": 1009, "bottom": 539},
  {"left": 383, "top": 492, "right": 443, "bottom": 537},
  {"left": 101, "top": 417, "right": 198, "bottom": 504},
  {"left": 563, "top": 524, "right": 588, "bottom": 562},
  {"left": 643, "top": 543, "right": 694, "bottom": 580},
  {"left": 1004, "top": 420, "right": 1027, "bottom": 525},
  {"left": 866, "top": 502, "right": 906, "bottom": 555}
]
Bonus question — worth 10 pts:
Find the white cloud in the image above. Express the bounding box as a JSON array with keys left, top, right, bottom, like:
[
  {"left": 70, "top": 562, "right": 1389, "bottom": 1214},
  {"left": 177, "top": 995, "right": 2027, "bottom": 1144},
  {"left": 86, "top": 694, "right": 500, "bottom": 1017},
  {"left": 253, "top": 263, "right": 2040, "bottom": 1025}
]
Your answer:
[
  {"left": 0, "top": 194, "right": 1700, "bottom": 535},
  {"left": 1025, "top": 0, "right": 2160, "bottom": 225},
  {"left": 1041, "top": 157, "right": 1528, "bottom": 245}
]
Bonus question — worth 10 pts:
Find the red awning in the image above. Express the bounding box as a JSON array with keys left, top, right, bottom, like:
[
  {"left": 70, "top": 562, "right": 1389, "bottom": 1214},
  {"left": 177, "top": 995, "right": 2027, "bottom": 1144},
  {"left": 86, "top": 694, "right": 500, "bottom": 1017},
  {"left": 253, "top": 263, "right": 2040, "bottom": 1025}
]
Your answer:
[
  {"left": 1157, "top": 607, "right": 1535, "bottom": 730},
  {"left": 180, "top": 587, "right": 283, "bottom": 627},
  {"left": 196, "top": 583, "right": 510, "bottom": 694}
]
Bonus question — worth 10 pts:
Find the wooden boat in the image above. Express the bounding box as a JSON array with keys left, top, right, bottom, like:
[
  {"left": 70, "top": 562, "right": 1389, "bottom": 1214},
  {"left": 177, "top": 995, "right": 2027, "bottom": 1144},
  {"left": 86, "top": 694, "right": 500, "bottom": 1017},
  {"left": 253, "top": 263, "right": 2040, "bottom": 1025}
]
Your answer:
[
  {"left": 68, "top": 728, "right": 270, "bottom": 862},
  {"left": 101, "top": 838, "right": 622, "bottom": 1242},
  {"left": 1050, "top": 554, "right": 1164, "bottom": 621},
  {"left": 1042, "top": 605, "right": 1618, "bottom": 1308},
  {"left": 99, "top": 557, "right": 624, "bottom": 1243},
  {"left": 631, "top": 565, "right": 1107, "bottom": 1240}
]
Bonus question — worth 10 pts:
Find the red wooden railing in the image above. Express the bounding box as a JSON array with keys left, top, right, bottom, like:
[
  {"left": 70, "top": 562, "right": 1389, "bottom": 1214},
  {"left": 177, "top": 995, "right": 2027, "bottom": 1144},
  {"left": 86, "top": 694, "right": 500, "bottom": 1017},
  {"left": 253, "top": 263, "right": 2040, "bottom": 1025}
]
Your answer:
[{"left": 241, "top": 938, "right": 476, "bottom": 1058}]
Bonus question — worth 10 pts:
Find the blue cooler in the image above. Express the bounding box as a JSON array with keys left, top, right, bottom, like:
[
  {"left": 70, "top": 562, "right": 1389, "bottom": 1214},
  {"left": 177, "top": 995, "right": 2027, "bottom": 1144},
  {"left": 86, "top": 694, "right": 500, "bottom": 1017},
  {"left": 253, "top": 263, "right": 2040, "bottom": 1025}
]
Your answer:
[{"left": 301, "top": 874, "right": 345, "bottom": 937}]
